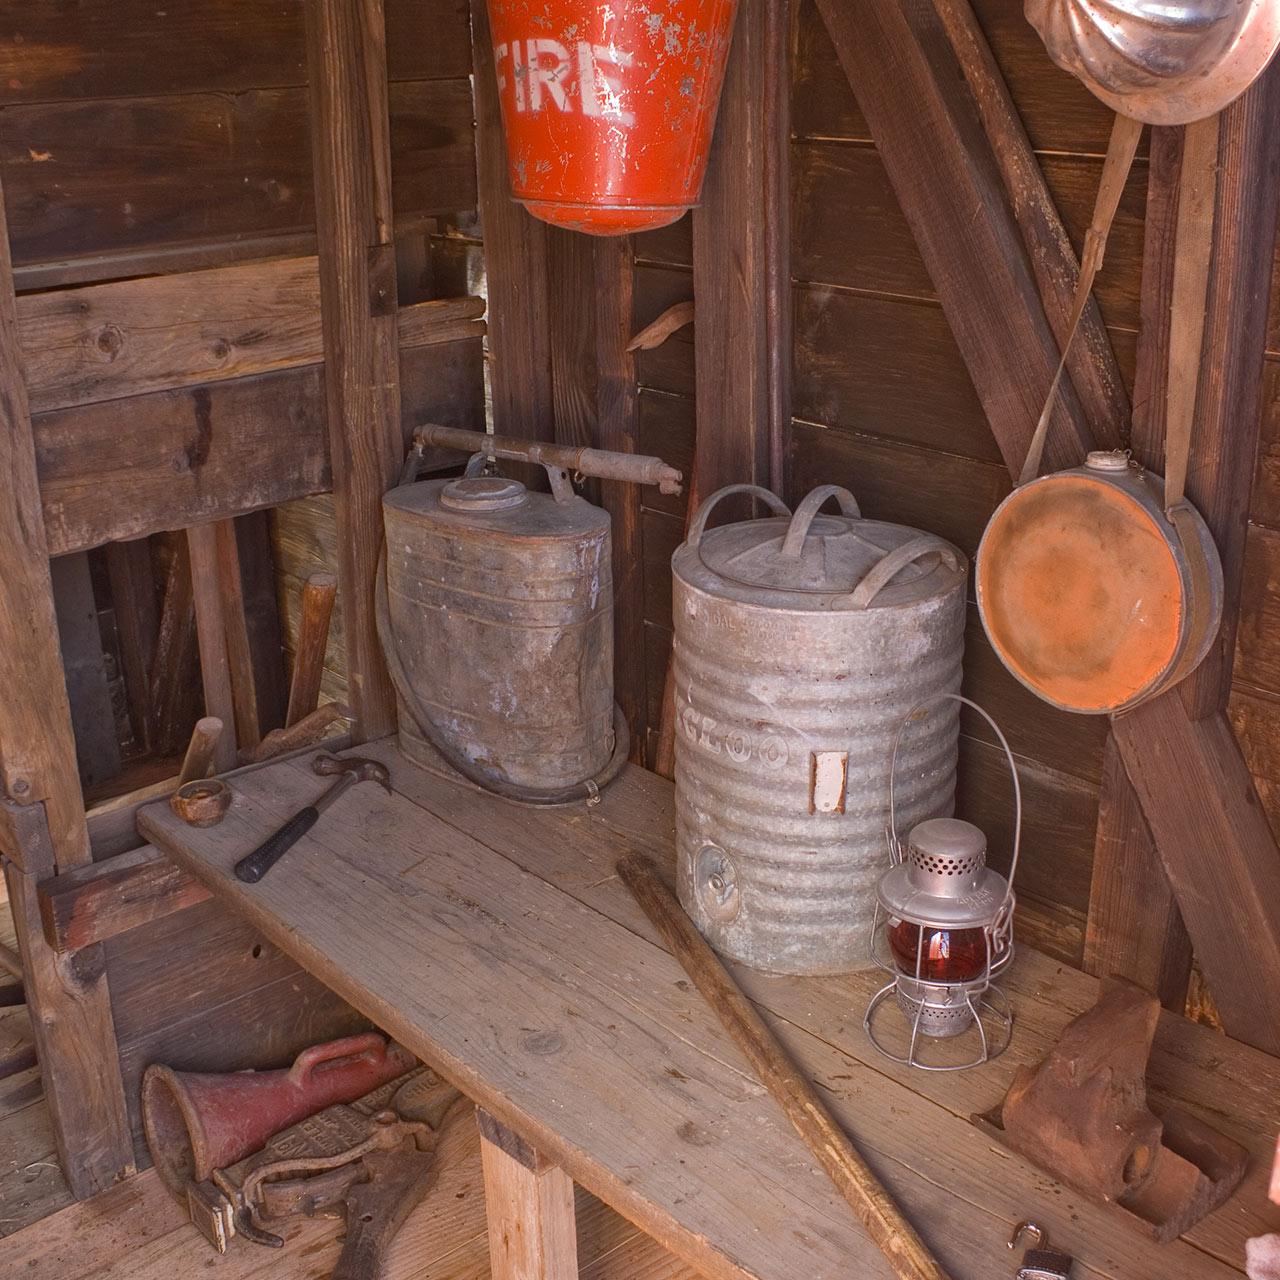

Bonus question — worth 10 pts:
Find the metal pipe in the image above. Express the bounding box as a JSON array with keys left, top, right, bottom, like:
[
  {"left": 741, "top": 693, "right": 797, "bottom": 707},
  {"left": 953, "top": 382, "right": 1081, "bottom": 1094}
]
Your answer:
[{"left": 414, "top": 425, "right": 684, "bottom": 495}]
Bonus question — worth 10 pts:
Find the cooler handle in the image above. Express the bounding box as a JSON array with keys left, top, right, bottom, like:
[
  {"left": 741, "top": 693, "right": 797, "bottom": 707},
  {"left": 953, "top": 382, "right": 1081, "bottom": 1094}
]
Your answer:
[
  {"left": 685, "top": 484, "right": 791, "bottom": 550},
  {"left": 849, "top": 536, "right": 962, "bottom": 609},
  {"left": 779, "top": 485, "right": 862, "bottom": 559}
]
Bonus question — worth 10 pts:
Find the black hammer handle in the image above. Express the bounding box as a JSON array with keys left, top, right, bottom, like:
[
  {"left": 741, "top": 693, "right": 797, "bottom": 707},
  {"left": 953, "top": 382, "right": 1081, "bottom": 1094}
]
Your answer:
[{"left": 234, "top": 806, "right": 319, "bottom": 883}]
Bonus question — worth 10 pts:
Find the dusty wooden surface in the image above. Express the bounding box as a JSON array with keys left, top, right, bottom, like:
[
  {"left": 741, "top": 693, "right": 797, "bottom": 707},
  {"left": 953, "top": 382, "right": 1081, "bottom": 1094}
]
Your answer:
[{"left": 138, "top": 742, "right": 1278, "bottom": 1279}]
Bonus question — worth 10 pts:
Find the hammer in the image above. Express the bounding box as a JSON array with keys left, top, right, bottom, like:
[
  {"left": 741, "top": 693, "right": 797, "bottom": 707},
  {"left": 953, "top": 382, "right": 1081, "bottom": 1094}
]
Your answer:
[{"left": 235, "top": 754, "right": 391, "bottom": 885}]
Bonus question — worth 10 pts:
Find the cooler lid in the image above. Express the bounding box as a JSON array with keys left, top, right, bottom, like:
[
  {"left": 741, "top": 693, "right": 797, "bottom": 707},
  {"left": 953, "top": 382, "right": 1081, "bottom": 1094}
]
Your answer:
[{"left": 679, "top": 484, "right": 966, "bottom": 610}]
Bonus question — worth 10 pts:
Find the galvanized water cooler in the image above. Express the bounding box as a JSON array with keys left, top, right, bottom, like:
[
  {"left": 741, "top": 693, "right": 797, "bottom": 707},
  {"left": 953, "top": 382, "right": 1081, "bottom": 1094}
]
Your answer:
[{"left": 671, "top": 484, "right": 968, "bottom": 975}]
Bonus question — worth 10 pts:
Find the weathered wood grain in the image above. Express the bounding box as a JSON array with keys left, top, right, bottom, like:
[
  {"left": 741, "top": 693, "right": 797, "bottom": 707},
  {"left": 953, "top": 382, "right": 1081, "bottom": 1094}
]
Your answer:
[
  {"left": 304, "top": 0, "right": 404, "bottom": 742},
  {"left": 0, "top": 0, "right": 471, "bottom": 103},
  {"left": 480, "top": 1112, "right": 580, "bottom": 1280},
  {"left": 472, "top": 0, "right": 554, "bottom": 444},
  {"left": 136, "top": 743, "right": 1267, "bottom": 1277},
  {"left": 809, "top": 0, "right": 1108, "bottom": 474},
  {"left": 692, "top": 0, "right": 789, "bottom": 498},
  {"left": 1, "top": 81, "right": 476, "bottom": 270},
  {"left": 38, "top": 846, "right": 211, "bottom": 954},
  {"left": 17, "top": 257, "right": 482, "bottom": 414}
]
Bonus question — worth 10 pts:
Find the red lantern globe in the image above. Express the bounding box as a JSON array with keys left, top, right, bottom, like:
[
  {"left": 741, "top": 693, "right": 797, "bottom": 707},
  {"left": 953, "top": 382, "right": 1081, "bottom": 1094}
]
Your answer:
[{"left": 865, "top": 696, "right": 1021, "bottom": 1070}]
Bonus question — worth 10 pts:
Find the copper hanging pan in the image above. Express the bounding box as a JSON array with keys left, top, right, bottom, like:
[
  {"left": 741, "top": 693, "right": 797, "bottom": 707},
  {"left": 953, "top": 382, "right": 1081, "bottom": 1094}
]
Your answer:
[
  {"left": 1026, "top": 0, "right": 1280, "bottom": 124},
  {"left": 976, "top": 115, "right": 1224, "bottom": 715}
]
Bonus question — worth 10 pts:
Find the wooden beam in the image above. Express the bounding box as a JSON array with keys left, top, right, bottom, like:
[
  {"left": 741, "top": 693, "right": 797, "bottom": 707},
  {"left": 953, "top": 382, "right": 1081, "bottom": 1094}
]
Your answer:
[
  {"left": 304, "top": 0, "right": 404, "bottom": 741},
  {"left": 18, "top": 257, "right": 482, "bottom": 415},
  {"left": 1088, "top": 75, "right": 1280, "bottom": 1028},
  {"left": 477, "top": 1109, "right": 579, "bottom": 1280},
  {"left": 812, "top": 0, "right": 1108, "bottom": 474},
  {"left": 930, "top": 0, "right": 1130, "bottom": 443},
  {"left": 693, "top": 0, "right": 790, "bottom": 498},
  {"left": 471, "top": 0, "right": 555, "bottom": 443},
  {"left": 1085, "top": 127, "right": 1192, "bottom": 1009},
  {"left": 186, "top": 524, "right": 239, "bottom": 773},
  {"left": 214, "top": 520, "right": 263, "bottom": 752},
  {"left": 38, "top": 845, "right": 211, "bottom": 954},
  {"left": 49, "top": 552, "right": 122, "bottom": 789},
  {"left": 1113, "top": 701, "right": 1280, "bottom": 1055},
  {"left": 1084, "top": 735, "right": 1191, "bottom": 1007},
  {"left": 1174, "top": 72, "right": 1280, "bottom": 718},
  {"left": 285, "top": 572, "right": 339, "bottom": 728},
  {"left": 37, "top": 336, "right": 480, "bottom": 559},
  {"left": 104, "top": 538, "right": 159, "bottom": 755},
  {"left": 595, "top": 237, "right": 647, "bottom": 762},
  {"left": 3, "top": 806, "right": 134, "bottom": 1198}
]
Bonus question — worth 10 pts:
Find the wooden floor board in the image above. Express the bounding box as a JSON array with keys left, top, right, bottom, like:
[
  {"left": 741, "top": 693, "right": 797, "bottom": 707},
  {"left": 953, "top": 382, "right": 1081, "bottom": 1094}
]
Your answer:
[{"left": 137, "top": 742, "right": 1270, "bottom": 1279}]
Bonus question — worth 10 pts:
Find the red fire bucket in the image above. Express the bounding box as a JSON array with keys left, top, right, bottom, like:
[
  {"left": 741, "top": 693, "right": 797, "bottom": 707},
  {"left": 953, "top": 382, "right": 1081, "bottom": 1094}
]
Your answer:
[{"left": 485, "top": 0, "right": 741, "bottom": 234}]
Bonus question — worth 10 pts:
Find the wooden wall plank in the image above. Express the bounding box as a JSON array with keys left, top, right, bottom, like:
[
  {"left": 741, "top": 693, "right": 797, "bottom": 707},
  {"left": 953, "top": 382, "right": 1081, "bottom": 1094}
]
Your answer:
[
  {"left": 0, "top": 0, "right": 471, "bottom": 103},
  {"left": 595, "top": 237, "right": 648, "bottom": 761},
  {"left": 471, "top": 0, "right": 554, "bottom": 442},
  {"left": 809, "top": 0, "right": 1109, "bottom": 474},
  {"left": 792, "top": 0, "right": 1125, "bottom": 157},
  {"left": 692, "top": 0, "right": 789, "bottom": 498},
  {"left": 792, "top": 141, "right": 1147, "bottom": 337},
  {"left": 50, "top": 553, "right": 122, "bottom": 789},
  {"left": 1, "top": 81, "right": 474, "bottom": 272},
  {"left": 18, "top": 256, "right": 482, "bottom": 414},
  {"left": 304, "top": 0, "right": 405, "bottom": 742}
]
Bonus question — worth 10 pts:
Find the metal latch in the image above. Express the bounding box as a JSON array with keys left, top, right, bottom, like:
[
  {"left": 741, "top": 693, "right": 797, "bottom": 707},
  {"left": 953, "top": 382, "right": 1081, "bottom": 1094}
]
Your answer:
[{"left": 1010, "top": 1221, "right": 1074, "bottom": 1279}]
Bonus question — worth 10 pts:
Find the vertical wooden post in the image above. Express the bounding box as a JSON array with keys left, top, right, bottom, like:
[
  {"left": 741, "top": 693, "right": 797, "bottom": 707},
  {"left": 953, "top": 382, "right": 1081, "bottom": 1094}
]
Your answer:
[
  {"left": 304, "top": 0, "right": 404, "bottom": 741},
  {"left": 1085, "top": 127, "right": 1192, "bottom": 1009},
  {"left": 472, "top": 0, "right": 555, "bottom": 442},
  {"left": 0, "top": 175, "right": 133, "bottom": 1192},
  {"left": 186, "top": 523, "right": 239, "bottom": 773},
  {"left": 477, "top": 1110, "right": 579, "bottom": 1280},
  {"left": 1086, "top": 71, "right": 1280, "bottom": 1031},
  {"left": 692, "top": 0, "right": 791, "bottom": 499},
  {"left": 595, "top": 236, "right": 647, "bottom": 760},
  {"left": 105, "top": 537, "right": 159, "bottom": 754}
]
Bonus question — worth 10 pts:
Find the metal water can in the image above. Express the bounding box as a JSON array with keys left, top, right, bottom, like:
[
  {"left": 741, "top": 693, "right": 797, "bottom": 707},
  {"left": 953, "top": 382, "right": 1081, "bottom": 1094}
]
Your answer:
[
  {"left": 485, "top": 0, "right": 740, "bottom": 234},
  {"left": 672, "top": 484, "right": 968, "bottom": 975},
  {"left": 382, "top": 464, "right": 615, "bottom": 792}
]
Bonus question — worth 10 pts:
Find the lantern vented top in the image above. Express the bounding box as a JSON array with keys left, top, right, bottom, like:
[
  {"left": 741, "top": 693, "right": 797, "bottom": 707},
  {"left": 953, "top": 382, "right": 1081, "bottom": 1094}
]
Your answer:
[{"left": 877, "top": 817, "right": 1008, "bottom": 929}]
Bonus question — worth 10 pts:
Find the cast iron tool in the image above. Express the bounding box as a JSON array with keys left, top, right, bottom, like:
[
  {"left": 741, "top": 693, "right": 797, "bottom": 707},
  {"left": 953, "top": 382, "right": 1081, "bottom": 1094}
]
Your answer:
[{"left": 235, "top": 754, "right": 391, "bottom": 885}]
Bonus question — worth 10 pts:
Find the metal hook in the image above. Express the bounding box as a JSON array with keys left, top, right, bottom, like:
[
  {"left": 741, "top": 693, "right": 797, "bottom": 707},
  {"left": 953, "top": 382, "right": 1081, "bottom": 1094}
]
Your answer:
[{"left": 1008, "top": 1221, "right": 1046, "bottom": 1251}]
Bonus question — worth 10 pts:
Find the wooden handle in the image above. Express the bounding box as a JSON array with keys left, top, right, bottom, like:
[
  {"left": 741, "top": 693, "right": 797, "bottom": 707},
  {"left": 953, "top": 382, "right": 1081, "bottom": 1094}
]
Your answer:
[
  {"left": 248, "top": 702, "right": 351, "bottom": 764},
  {"left": 177, "top": 716, "right": 225, "bottom": 786},
  {"left": 617, "top": 854, "right": 952, "bottom": 1280},
  {"left": 286, "top": 571, "right": 338, "bottom": 728}
]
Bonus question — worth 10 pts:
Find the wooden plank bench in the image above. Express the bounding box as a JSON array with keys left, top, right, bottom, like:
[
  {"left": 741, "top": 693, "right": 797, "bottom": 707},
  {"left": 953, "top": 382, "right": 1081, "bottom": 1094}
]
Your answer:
[{"left": 138, "top": 739, "right": 1280, "bottom": 1279}]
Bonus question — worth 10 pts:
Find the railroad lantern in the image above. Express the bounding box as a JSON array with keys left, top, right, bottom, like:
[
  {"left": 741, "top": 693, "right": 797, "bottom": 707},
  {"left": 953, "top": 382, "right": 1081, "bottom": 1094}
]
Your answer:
[
  {"left": 484, "top": 0, "right": 741, "bottom": 234},
  {"left": 864, "top": 696, "right": 1021, "bottom": 1071}
]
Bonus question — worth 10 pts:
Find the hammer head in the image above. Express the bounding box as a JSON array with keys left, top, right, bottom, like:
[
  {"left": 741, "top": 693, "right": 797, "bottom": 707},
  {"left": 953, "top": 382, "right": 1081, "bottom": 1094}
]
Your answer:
[{"left": 312, "top": 753, "right": 392, "bottom": 793}]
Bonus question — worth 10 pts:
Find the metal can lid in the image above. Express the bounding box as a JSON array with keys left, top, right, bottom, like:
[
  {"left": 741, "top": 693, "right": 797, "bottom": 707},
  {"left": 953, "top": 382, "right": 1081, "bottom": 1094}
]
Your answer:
[
  {"left": 1084, "top": 450, "right": 1130, "bottom": 473},
  {"left": 438, "top": 476, "right": 529, "bottom": 512}
]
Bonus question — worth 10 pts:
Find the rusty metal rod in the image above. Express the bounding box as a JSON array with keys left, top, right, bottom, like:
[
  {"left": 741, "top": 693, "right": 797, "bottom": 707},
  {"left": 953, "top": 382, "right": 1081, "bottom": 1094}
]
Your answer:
[
  {"left": 414, "top": 425, "right": 683, "bottom": 495},
  {"left": 617, "top": 854, "right": 952, "bottom": 1280}
]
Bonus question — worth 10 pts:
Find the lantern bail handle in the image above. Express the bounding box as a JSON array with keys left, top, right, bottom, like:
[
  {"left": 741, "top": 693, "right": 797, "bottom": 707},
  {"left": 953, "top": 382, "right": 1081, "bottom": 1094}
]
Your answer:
[
  {"left": 778, "top": 485, "right": 861, "bottom": 558},
  {"left": 887, "top": 694, "right": 1022, "bottom": 900}
]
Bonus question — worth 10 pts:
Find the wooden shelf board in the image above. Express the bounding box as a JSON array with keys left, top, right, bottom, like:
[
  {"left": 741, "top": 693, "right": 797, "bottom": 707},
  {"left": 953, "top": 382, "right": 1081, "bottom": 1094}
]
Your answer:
[{"left": 136, "top": 740, "right": 1278, "bottom": 1279}]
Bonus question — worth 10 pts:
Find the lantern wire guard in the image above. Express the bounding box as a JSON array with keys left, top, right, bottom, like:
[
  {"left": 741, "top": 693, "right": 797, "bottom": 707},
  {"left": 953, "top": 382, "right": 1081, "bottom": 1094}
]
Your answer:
[{"left": 864, "top": 694, "right": 1022, "bottom": 1071}]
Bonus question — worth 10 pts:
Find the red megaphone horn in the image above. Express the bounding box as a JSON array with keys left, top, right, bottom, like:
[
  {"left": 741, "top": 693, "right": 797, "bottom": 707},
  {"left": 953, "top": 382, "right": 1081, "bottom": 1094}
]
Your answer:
[{"left": 142, "top": 1033, "right": 416, "bottom": 1194}]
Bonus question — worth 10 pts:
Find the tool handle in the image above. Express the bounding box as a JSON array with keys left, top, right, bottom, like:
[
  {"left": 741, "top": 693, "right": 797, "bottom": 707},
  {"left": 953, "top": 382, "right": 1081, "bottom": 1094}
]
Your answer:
[
  {"left": 617, "top": 854, "right": 953, "bottom": 1280},
  {"left": 234, "top": 807, "right": 319, "bottom": 884}
]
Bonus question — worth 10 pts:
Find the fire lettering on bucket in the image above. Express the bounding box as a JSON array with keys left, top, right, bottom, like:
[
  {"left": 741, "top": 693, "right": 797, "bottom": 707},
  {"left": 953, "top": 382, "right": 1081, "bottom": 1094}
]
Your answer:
[{"left": 494, "top": 39, "right": 635, "bottom": 125}]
